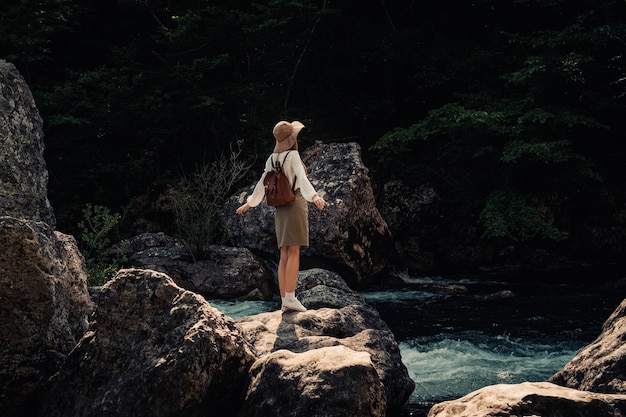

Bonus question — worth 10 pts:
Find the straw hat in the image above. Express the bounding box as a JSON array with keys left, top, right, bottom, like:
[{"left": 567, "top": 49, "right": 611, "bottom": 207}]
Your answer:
[{"left": 272, "top": 120, "right": 304, "bottom": 153}]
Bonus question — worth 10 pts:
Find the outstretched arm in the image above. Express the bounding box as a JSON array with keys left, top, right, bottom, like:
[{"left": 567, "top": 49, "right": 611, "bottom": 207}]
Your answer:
[{"left": 235, "top": 155, "right": 273, "bottom": 214}]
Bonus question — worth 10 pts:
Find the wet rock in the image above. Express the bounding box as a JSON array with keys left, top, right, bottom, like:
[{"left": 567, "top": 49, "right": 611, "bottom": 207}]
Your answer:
[
  {"left": 549, "top": 296, "right": 626, "bottom": 393},
  {"left": 39, "top": 268, "right": 256, "bottom": 417},
  {"left": 239, "top": 346, "right": 386, "bottom": 417},
  {"left": 236, "top": 268, "right": 415, "bottom": 413},
  {"left": 427, "top": 381, "right": 626, "bottom": 417},
  {"left": 221, "top": 141, "right": 393, "bottom": 287},
  {"left": 0, "top": 59, "right": 55, "bottom": 227},
  {"left": 0, "top": 217, "right": 93, "bottom": 416},
  {"left": 472, "top": 289, "right": 515, "bottom": 301},
  {"left": 116, "top": 232, "right": 273, "bottom": 300},
  {"left": 378, "top": 182, "right": 438, "bottom": 235}
]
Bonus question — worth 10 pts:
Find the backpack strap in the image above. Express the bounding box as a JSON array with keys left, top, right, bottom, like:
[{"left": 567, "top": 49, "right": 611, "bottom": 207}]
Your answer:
[
  {"left": 275, "top": 151, "right": 295, "bottom": 190},
  {"left": 281, "top": 150, "right": 291, "bottom": 165}
]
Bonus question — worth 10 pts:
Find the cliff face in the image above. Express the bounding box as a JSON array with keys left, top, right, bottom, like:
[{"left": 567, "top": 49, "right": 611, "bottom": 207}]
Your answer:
[{"left": 0, "top": 59, "right": 55, "bottom": 228}]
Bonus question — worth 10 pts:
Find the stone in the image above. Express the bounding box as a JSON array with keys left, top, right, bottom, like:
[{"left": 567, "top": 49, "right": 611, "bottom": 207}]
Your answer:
[
  {"left": 221, "top": 141, "right": 393, "bottom": 287},
  {"left": 239, "top": 346, "right": 386, "bottom": 417},
  {"left": 0, "top": 216, "right": 93, "bottom": 416},
  {"left": 38, "top": 268, "right": 257, "bottom": 417},
  {"left": 549, "top": 296, "right": 626, "bottom": 393},
  {"left": 378, "top": 181, "right": 439, "bottom": 241},
  {"left": 378, "top": 182, "right": 439, "bottom": 274},
  {"left": 115, "top": 232, "right": 274, "bottom": 300},
  {"left": 236, "top": 268, "right": 415, "bottom": 413},
  {"left": 0, "top": 59, "right": 55, "bottom": 227},
  {"left": 427, "top": 381, "right": 626, "bottom": 417}
]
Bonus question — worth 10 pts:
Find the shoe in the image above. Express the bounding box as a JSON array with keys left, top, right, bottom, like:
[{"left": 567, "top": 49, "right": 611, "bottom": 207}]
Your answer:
[{"left": 282, "top": 297, "right": 307, "bottom": 312}]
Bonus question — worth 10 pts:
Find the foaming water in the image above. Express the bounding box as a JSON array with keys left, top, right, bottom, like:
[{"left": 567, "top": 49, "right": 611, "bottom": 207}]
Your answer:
[
  {"left": 366, "top": 275, "right": 623, "bottom": 416},
  {"left": 400, "top": 332, "right": 579, "bottom": 405}
]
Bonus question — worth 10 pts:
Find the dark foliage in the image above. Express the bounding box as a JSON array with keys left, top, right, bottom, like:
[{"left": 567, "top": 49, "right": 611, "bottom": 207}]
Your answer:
[{"left": 1, "top": 0, "right": 625, "bottom": 265}]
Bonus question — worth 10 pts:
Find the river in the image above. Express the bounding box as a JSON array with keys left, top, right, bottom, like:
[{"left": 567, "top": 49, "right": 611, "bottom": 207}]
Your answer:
[{"left": 210, "top": 271, "right": 625, "bottom": 417}]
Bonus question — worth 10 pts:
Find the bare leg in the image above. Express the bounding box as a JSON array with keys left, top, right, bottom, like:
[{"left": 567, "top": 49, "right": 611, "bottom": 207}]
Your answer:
[
  {"left": 278, "top": 246, "right": 289, "bottom": 297},
  {"left": 280, "top": 245, "right": 306, "bottom": 312},
  {"left": 284, "top": 245, "right": 301, "bottom": 293}
]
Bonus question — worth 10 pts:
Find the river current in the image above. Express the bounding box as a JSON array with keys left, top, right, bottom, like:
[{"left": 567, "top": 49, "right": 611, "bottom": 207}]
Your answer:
[{"left": 210, "top": 271, "right": 625, "bottom": 417}]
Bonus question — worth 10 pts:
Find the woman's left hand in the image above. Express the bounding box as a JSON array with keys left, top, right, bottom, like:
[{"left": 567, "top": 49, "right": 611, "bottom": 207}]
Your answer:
[{"left": 236, "top": 203, "right": 250, "bottom": 214}]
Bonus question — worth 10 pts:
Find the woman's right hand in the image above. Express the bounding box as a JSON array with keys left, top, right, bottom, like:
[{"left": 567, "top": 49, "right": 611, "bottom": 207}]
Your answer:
[{"left": 314, "top": 196, "right": 325, "bottom": 210}]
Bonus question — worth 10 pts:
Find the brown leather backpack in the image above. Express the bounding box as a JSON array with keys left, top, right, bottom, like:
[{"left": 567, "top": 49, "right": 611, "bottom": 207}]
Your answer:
[{"left": 263, "top": 151, "right": 295, "bottom": 207}]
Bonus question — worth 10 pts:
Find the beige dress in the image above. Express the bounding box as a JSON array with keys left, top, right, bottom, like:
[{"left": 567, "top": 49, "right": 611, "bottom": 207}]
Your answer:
[{"left": 275, "top": 190, "right": 309, "bottom": 248}]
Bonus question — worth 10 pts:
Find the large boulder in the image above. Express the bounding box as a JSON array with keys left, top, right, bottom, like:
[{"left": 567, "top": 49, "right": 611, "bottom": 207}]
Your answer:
[
  {"left": 115, "top": 232, "right": 273, "bottom": 300},
  {"left": 0, "top": 216, "right": 93, "bottom": 416},
  {"left": 377, "top": 181, "right": 440, "bottom": 273},
  {"left": 0, "top": 59, "right": 55, "bottom": 227},
  {"left": 38, "top": 268, "right": 257, "bottom": 417},
  {"left": 221, "top": 141, "right": 393, "bottom": 287},
  {"left": 427, "top": 382, "right": 626, "bottom": 417},
  {"left": 239, "top": 346, "right": 386, "bottom": 417},
  {"left": 549, "top": 296, "right": 626, "bottom": 393},
  {"left": 236, "top": 268, "right": 415, "bottom": 415}
]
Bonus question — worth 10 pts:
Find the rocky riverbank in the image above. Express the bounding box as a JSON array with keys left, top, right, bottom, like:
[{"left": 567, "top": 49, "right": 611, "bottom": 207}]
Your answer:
[
  {"left": 3, "top": 57, "right": 626, "bottom": 417},
  {"left": 2, "top": 241, "right": 414, "bottom": 417}
]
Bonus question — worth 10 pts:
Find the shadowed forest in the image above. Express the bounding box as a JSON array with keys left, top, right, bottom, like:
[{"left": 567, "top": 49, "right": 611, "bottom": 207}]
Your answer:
[{"left": 1, "top": 0, "right": 625, "bottom": 275}]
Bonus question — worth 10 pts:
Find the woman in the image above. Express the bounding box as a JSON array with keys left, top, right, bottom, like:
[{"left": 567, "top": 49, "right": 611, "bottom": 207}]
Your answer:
[{"left": 236, "top": 120, "right": 325, "bottom": 312}]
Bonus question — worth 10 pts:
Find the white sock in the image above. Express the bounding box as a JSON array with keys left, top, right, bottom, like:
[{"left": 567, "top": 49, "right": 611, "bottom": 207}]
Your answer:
[{"left": 282, "top": 292, "right": 306, "bottom": 312}]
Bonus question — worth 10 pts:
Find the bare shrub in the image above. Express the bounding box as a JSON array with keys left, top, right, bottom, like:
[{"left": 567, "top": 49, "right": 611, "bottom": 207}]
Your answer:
[{"left": 173, "top": 146, "right": 251, "bottom": 260}]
